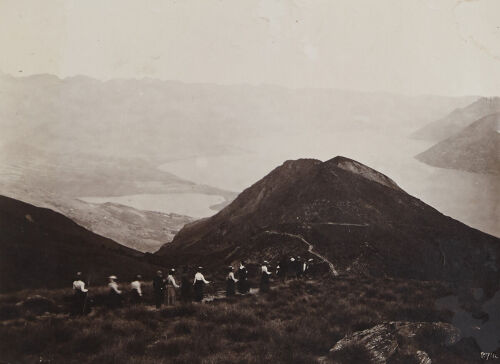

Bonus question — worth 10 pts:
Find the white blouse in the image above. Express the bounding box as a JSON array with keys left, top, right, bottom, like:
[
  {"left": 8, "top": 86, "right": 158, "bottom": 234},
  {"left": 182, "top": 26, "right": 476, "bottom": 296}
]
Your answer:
[
  {"left": 130, "top": 280, "right": 142, "bottom": 296},
  {"left": 193, "top": 272, "right": 210, "bottom": 285},
  {"left": 72, "top": 280, "right": 88, "bottom": 292},
  {"left": 108, "top": 281, "right": 122, "bottom": 294},
  {"left": 166, "top": 275, "right": 180, "bottom": 288},
  {"left": 227, "top": 272, "right": 238, "bottom": 282}
]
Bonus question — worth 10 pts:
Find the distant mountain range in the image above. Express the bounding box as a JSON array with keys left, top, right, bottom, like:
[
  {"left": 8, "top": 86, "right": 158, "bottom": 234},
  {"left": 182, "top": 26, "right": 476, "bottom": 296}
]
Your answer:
[
  {"left": 0, "top": 195, "right": 159, "bottom": 292},
  {"left": 416, "top": 113, "right": 500, "bottom": 175},
  {"left": 411, "top": 97, "right": 500, "bottom": 142},
  {"left": 0, "top": 73, "right": 480, "bottom": 252},
  {"left": 157, "top": 157, "right": 500, "bottom": 291}
]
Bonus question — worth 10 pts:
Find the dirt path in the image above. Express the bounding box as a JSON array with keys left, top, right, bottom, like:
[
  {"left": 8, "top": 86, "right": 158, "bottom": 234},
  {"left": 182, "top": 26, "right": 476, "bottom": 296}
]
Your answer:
[
  {"left": 264, "top": 230, "right": 339, "bottom": 277},
  {"left": 314, "top": 222, "right": 369, "bottom": 227}
]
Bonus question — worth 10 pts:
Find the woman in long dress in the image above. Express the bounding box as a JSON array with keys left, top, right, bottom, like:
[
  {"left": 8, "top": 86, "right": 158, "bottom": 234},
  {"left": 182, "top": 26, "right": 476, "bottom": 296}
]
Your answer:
[
  {"left": 226, "top": 266, "right": 238, "bottom": 297},
  {"left": 260, "top": 261, "right": 272, "bottom": 293},
  {"left": 180, "top": 268, "right": 192, "bottom": 304},
  {"left": 193, "top": 267, "right": 210, "bottom": 302},
  {"left": 107, "top": 275, "right": 123, "bottom": 308},
  {"left": 166, "top": 269, "right": 180, "bottom": 306},
  {"left": 130, "top": 275, "right": 143, "bottom": 305},
  {"left": 237, "top": 261, "right": 249, "bottom": 294}
]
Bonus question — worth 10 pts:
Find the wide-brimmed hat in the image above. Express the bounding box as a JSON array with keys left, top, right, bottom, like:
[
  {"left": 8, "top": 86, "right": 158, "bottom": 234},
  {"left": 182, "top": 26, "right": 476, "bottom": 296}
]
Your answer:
[
  {"left": 170, "top": 268, "right": 175, "bottom": 273},
  {"left": 263, "top": 260, "right": 269, "bottom": 265},
  {"left": 108, "top": 275, "right": 117, "bottom": 280},
  {"left": 136, "top": 274, "right": 142, "bottom": 279},
  {"left": 198, "top": 266, "right": 203, "bottom": 270}
]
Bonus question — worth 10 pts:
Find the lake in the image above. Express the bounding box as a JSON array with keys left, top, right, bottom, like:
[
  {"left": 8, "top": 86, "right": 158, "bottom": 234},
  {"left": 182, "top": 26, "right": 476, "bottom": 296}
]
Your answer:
[{"left": 159, "top": 130, "right": 499, "bottom": 237}]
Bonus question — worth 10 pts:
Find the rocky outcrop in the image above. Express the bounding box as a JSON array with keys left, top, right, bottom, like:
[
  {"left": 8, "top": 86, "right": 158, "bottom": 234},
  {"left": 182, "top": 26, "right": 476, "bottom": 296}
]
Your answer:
[
  {"left": 15, "top": 295, "right": 59, "bottom": 315},
  {"left": 327, "top": 321, "right": 461, "bottom": 364}
]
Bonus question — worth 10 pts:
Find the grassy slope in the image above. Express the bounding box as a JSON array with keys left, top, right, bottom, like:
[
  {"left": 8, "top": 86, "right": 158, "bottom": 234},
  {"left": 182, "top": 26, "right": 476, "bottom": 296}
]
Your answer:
[{"left": 0, "top": 276, "right": 475, "bottom": 364}]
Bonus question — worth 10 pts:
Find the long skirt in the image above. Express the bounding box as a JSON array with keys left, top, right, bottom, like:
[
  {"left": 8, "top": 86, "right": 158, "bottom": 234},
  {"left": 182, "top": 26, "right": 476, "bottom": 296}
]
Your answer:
[
  {"left": 226, "top": 279, "right": 236, "bottom": 297},
  {"left": 237, "top": 278, "right": 248, "bottom": 294},
  {"left": 167, "top": 286, "right": 176, "bottom": 306},
  {"left": 154, "top": 291, "right": 164, "bottom": 309},
  {"left": 108, "top": 291, "right": 123, "bottom": 308},
  {"left": 180, "top": 284, "right": 191, "bottom": 303},
  {"left": 194, "top": 281, "right": 204, "bottom": 302},
  {"left": 72, "top": 291, "right": 87, "bottom": 315},
  {"left": 130, "top": 290, "right": 142, "bottom": 305},
  {"left": 260, "top": 274, "right": 270, "bottom": 293}
]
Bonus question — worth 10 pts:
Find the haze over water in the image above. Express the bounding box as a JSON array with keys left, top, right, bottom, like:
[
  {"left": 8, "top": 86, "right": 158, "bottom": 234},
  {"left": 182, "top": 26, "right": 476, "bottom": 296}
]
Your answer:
[{"left": 160, "top": 129, "right": 499, "bottom": 237}]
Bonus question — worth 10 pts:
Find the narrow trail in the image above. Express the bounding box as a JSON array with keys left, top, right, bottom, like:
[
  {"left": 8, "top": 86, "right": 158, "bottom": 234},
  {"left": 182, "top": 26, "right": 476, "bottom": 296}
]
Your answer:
[
  {"left": 264, "top": 230, "right": 339, "bottom": 277},
  {"left": 314, "top": 222, "right": 369, "bottom": 227}
]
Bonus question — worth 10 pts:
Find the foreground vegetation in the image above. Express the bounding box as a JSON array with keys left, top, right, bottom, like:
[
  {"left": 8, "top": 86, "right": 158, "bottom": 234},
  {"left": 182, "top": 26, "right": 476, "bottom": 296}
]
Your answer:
[{"left": 0, "top": 276, "right": 478, "bottom": 363}]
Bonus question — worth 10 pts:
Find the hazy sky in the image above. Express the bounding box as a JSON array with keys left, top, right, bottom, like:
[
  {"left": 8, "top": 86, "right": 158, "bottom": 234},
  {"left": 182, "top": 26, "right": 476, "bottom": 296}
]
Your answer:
[{"left": 1, "top": 0, "right": 499, "bottom": 96}]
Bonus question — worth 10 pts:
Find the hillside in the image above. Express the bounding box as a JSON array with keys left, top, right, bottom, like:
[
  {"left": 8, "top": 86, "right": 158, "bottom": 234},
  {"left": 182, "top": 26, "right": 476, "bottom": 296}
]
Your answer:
[
  {"left": 157, "top": 157, "right": 500, "bottom": 290},
  {"left": 416, "top": 113, "right": 500, "bottom": 175},
  {"left": 0, "top": 195, "right": 160, "bottom": 292},
  {"left": 412, "top": 97, "right": 500, "bottom": 141}
]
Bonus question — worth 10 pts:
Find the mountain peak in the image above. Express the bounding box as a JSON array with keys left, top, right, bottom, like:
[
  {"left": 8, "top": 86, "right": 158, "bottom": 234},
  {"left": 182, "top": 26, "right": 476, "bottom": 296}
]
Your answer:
[
  {"left": 325, "top": 156, "right": 402, "bottom": 191},
  {"left": 157, "top": 157, "right": 499, "bottom": 289}
]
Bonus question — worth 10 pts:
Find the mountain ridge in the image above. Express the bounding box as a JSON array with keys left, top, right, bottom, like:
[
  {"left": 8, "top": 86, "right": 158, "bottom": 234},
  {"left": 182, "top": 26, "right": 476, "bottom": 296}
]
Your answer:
[
  {"left": 416, "top": 113, "right": 500, "bottom": 175},
  {"left": 157, "top": 156, "right": 499, "bottom": 292},
  {"left": 412, "top": 97, "right": 500, "bottom": 141}
]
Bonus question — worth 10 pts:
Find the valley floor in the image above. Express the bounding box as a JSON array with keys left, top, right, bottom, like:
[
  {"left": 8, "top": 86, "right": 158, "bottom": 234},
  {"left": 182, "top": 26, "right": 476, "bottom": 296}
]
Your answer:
[{"left": 0, "top": 276, "right": 482, "bottom": 364}]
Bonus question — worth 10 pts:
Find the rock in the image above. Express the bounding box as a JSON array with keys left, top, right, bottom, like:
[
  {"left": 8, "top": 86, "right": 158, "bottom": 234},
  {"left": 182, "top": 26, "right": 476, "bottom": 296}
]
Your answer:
[
  {"left": 415, "top": 350, "right": 432, "bottom": 364},
  {"left": 328, "top": 321, "right": 461, "bottom": 364},
  {"left": 16, "top": 295, "right": 58, "bottom": 315}
]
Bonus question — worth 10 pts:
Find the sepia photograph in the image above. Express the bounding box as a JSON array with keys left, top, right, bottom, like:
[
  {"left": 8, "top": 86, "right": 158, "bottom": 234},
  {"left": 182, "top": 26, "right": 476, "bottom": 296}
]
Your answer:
[{"left": 0, "top": 0, "right": 499, "bottom": 363}]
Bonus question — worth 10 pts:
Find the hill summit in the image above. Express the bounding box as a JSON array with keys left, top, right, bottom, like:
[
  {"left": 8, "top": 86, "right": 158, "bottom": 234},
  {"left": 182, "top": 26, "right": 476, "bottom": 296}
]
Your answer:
[
  {"left": 157, "top": 156, "right": 499, "bottom": 290},
  {"left": 416, "top": 113, "right": 500, "bottom": 175}
]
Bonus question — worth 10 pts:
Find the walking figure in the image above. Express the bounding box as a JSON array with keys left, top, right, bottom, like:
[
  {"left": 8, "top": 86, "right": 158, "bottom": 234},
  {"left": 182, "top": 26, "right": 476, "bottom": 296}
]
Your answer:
[
  {"left": 260, "top": 261, "right": 272, "bottom": 293},
  {"left": 130, "top": 275, "right": 143, "bottom": 304},
  {"left": 72, "top": 272, "right": 88, "bottom": 315},
  {"left": 108, "top": 275, "right": 123, "bottom": 308},
  {"left": 237, "top": 261, "right": 249, "bottom": 294},
  {"left": 193, "top": 267, "right": 210, "bottom": 302},
  {"left": 305, "top": 258, "right": 314, "bottom": 278},
  {"left": 153, "top": 270, "right": 165, "bottom": 309},
  {"left": 276, "top": 258, "right": 288, "bottom": 282},
  {"left": 166, "top": 269, "right": 180, "bottom": 306},
  {"left": 288, "top": 257, "right": 296, "bottom": 279},
  {"left": 226, "top": 266, "right": 238, "bottom": 297},
  {"left": 180, "top": 268, "right": 192, "bottom": 304},
  {"left": 296, "top": 256, "right": 303, "bottom": 279}
]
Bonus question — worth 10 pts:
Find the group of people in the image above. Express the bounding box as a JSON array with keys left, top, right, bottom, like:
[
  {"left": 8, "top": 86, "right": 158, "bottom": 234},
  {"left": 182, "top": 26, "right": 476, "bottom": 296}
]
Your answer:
[
  {"left": 71, "top": 257, "right": 316, "bottom": 315},
  {"left": 276, "top": 256, "right": 314, "bottom": 281}
]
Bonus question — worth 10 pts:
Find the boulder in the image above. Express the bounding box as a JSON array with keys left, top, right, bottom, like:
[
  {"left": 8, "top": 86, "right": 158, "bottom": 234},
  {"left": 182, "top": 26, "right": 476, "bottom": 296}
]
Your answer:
[
  {"left": 327, "top": 321, "right": 461, "bottom": 364},
  {"left": 16, "top": 295, "right": 59, "bottom": 315}
]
